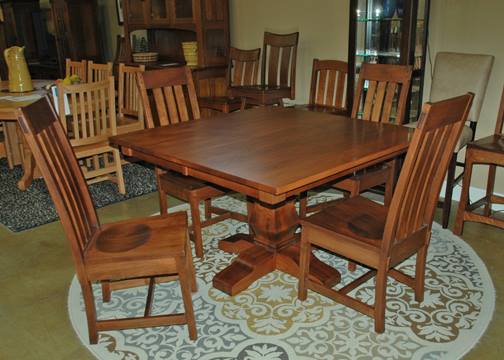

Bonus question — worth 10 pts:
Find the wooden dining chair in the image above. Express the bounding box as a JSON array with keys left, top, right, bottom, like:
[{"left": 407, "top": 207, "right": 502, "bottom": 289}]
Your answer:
[
  {"left": 17, "top": 97, "right": 197, "bottom": 344},
  {"left": 136, "top": 66, "right": 247, "bottom": 258},
  {"left": 232, "top": 32, "right": 299, "bottom": 110},
  {"left": 454, "top": 86, "right": 504, "bottom": 234},
  {"left": 117, "top": 63, "right": 145, "bottom": 134},
  {"left": 299, "top": 58, "right": 349, "bottom": 114},
  {"left": 298, "top": 93, "right": 474, "bottom": 333},
  {"left": 87, "top": 61, "right": 113, "bottom": 83},
  {"left": 404, "top": 52, "right": 494, "bottom": 228},
  {"left": 300, "top": 63, "right": 413, "bottom": 217},
  {"left": 57, "top": 77, "right": 126, "bottom": 193},
  {"left": 65, "top": 58, "right": 87, "bottom": 81},
  {"left": 198, "top": 47, "right": 261, "bottom": 113}
]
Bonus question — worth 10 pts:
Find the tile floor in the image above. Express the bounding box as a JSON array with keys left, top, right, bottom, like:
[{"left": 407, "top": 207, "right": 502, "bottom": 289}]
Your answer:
[{"left": 0, "top": 192, "right": 502, "bottom": 359}]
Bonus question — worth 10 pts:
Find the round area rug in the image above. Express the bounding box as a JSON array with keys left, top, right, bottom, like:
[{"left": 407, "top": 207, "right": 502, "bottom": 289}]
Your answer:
[{"left": 68, "top": 193, "right": 495, "bottom": 360}]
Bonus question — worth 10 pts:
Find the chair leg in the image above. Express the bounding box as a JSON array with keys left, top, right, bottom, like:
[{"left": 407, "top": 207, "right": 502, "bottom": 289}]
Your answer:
[
  {"left": 155, "top": 169, "right": 168, "bottom": 215},
  {"left": 204, "top": 199, "right": 212, "bottom": 220},
  {"left": 454, "top": 156, "right": 474, "bottom": 235},
  {"left": 240, "top": 97, "right": 247, "bottom": 111},
  {"left": 374, "top": 267, "right": 388, "bottom": 333},
  {"left": 347, "top": 179, "right": 360, "bottom": 272},
  {"left": 442, "top": 154, "right": 457, "bottom": 228},
  {"left": 113, "top": 149, "right": 126, "bottom": 194},
  {"left": 384, "top": 159, "right": 398, "bottom": 207},
  {"left": 299, "top": 191, "right": 308, "bottom": 218},
  {"left": 298, "top": 231, "right": 311, "bottom": 301},
  {"left": 414, "top": 245, "right": 428, "bottom": 302},
  {"left": 81, "top": 280, "right": 99, "bottom": 344},
  {"left": 101, "top": 281, "right": 111, "bottom": 303},
  {"left": 189, "top": 197, "right": 204, "bottom": 259},
  {"left": 484, "top": 164, "right": 497, "bottom": 217},
  {"left": 185, "top": 238, "right": 197, "bottom": 292},
  {"left": 177, "top": 257, "right": 197, "bottom": 340}
]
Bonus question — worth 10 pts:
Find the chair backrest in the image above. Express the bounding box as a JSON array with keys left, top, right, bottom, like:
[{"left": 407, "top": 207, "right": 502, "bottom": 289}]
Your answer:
[
  {"left": 227, "top": 47, "right": 261, "bottom": 88},
  {"left": 57, "top": 77, "right": 117, "bottom": 147},
  {"left": 87, "top": 61, "right": 113, "bottom": 83},
  {"left": 261, "top": 32, "right": 299, "bottom": 99},
  {"left": 352, "top": 63, "right": 412, "bottom": 124},
  {"left": 17, "top": 97, "right": 99, "bottom": 272},
  {"left": 65, "top": 58, "right": 87, "bottom": 81},
  {"left": 136, "top": 66, "right": 200, "bottom": 128},
  {"left": 383, "top": 93, "right": 474, "bottom": 254},
  {"left": 118, "top": 63, "right": 145, "bottom": 119},
  {"left": 309, "top": 59, "right": 348, "bottom": 110},
  {"left": 430, "top": 52, "right": 494, "bottom": 124},
  {"left": 494, "top": 86, "right": 504, "bottom": 135}
]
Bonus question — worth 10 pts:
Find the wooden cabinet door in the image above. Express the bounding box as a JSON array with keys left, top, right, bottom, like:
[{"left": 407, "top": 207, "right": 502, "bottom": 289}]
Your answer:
[
  {"left": 126, "top": 0, "right": 147, "bottom": 24},
  {"left": 149, "top": 0, "right": 171, "bottom": 25},
  {"left": 172, "top": 0, "right": 194, "bottom": 24}
]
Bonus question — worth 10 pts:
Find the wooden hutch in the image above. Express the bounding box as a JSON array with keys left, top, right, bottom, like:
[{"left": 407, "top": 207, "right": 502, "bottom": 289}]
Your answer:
[{"left": 122, "top": 0, "right": 230, "bottom": 99}]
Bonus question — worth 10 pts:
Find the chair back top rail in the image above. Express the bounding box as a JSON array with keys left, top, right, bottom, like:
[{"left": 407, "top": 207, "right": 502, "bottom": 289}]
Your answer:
[
  {"left": 57, "top": 77, "right": 117, "bottom": 147},
  {"left": 87, "top": 61, "right": 113, "bottom": 83},
  {"left": 65, "top": 58, "right": 87, "bottom": 81},
  {"left": 228, "top": 47, "right": 261, "bottom": 88},
  {"left": 136, "top": 66, "right": 200, "bottom": 128},
  {"left": 352, "top": 63, "right": 412, "bottom": 124},
  {"left": 383, "top": 93, "right": 474, "bottom": 253},
  {"left": 17, "top": 97, "right": 99, "bottom": 267},
  {"left": 261, "top": 32, "right": 299, "bottom": 99},
  {"left": 118, "top": 63, "right": 145, "bottom": 118},
  {"left": 309, "top": 58, "right": 348, "bottom": 110}
]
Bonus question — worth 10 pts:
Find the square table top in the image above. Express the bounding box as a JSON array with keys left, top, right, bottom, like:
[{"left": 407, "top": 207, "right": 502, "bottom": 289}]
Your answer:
[{"left": 111, "top": 107, "right": 412, "bottom": 203}]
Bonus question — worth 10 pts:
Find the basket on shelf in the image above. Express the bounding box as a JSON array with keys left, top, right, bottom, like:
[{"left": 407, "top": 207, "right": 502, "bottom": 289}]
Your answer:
[
  {"left": 132, "top": 52, "right": 159, "bottom": 63},
  {"left": 181, "top": 41, "right": 198, "bottom": 66}
]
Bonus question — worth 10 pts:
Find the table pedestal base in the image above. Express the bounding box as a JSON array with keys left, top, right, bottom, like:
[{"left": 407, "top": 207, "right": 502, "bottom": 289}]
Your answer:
[{"left": 212, "top": 199, "right": 341, "bottom": 296}]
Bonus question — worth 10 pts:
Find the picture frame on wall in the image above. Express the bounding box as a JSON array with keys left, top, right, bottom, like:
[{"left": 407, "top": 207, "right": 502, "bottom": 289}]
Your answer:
[{"left": 116, "top": 0, "right": 124, "bottom": 25}]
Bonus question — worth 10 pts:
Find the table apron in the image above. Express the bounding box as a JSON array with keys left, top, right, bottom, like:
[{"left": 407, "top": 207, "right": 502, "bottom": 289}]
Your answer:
[{"left": 119, "top": 145, "right": 407, "bottom": 205}]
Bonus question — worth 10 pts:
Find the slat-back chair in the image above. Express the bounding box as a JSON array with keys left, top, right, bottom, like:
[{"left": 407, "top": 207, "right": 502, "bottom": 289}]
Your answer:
[
  {"left": 298, "top": 93, "right": 474, "bottom": 333},
  {"left": 17, "top": 97, "right": 197, "bottom": 344},
  {"left": 304, "top": 58, "right": 349, "bottom": 113},
  {"left": 87, "top": 61, "right": 113, "bottom": 83},
  {"left": 455, "top": 86, "right": 504, "bottom": 234},
  {"left": 65, "top": 58, "right": 87, "bottom": 81},
  {"left": 232, "top": 32, "right": 299, "bottom": 110},
  {"left": 136, "top": 66, "right": 247, "bottom": 258},
  {"left": 300, "top": 63, "right": 413, "bottom": 217},
  {"left": 117, "top": 63, "right": 145, "bottom": 133},
  {"left": 57, "top": 77, "right": 125, "bottom": 193},
  {"left": 199, "top": 47, "right": 261, "bottom": 113}
]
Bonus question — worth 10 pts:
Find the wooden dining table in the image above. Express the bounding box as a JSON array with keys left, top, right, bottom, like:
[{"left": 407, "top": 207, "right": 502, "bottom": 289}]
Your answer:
[
  {"left": 110, "top": 107, "right": 412, "bottom": 295},
  {"left": 1, "top": 79, "right": 53, "bottom": 190}
]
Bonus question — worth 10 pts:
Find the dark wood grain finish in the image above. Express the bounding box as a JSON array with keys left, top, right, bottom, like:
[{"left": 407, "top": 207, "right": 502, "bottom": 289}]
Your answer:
[
  {"left": 298, "top": 93, "right": 474, "bottom": 333},
  {"left": 455, "top": 86, "right": 504, "bottom": 234},
  {"left": 135, "top": 66, "right": 243, "bottom": 259},
  {"left": 232, "top": 32, "right": 299, "bottom": 109},
  {"left": 17, "top": 97, "right": 198, "bottom": 344},
  {"left": 111, "top": 106, "right": 411, "bottom": 295},
  {"left": 199, "top": 47, "right": 261, "bottom": 113}
]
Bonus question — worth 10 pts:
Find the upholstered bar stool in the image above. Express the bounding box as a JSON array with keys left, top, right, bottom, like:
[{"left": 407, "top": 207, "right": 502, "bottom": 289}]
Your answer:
[{"left": 404, "top": 52, "right": 494, "bottom": 228}]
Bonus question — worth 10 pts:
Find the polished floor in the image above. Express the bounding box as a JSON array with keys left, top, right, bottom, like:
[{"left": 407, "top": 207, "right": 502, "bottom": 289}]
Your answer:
[{"left": 0, "top": 192, "right": 502, "bottom": 359}]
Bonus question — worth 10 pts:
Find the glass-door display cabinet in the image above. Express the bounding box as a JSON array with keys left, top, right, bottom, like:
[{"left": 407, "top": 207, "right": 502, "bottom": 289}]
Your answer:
[{"left": 348, "top": 0, "right": 430, "bottom": 123}]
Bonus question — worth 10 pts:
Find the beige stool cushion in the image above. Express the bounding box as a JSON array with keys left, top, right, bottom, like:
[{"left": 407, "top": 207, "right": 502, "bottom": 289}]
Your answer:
[{"left": 404, "top": 122, "right": 473, "bottom": 152}]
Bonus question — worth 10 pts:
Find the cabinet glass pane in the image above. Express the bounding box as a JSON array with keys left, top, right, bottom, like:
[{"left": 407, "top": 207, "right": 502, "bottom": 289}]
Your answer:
[
  {"left": 151, "top": 0, "right": 168, "bottom": 20},
  {"left": 175, "top": 0, "right": 193, "bottom": 20},
  {"left": 127, "top": 0, "right": 144, "bottom": 22}
]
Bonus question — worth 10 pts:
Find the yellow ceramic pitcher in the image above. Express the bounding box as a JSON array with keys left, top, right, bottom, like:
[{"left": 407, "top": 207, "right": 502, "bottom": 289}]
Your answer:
[{"left": 4, "top": 46, "right": 33, "bottom": 93}]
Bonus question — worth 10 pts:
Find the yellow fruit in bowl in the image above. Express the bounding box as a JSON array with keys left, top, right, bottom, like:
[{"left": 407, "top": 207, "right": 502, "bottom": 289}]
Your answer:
[{"left": 62, "top": 76, "right": 72, "bottom": 85}]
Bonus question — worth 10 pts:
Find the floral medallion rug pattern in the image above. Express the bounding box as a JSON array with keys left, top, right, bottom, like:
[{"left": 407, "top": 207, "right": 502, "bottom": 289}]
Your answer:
[{"left": 68, "top": 193, "right": 495, "bottom": 360}]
